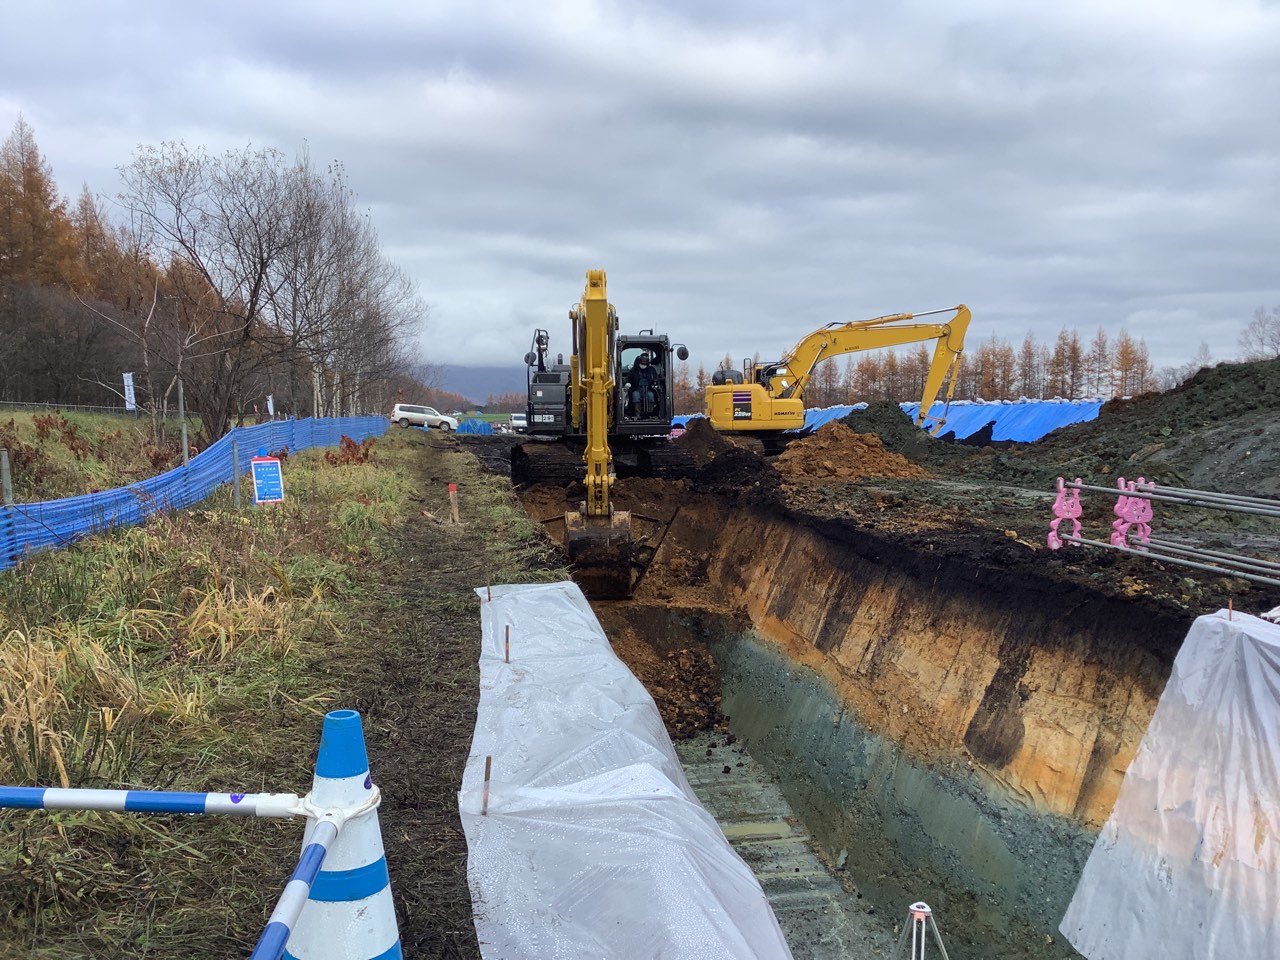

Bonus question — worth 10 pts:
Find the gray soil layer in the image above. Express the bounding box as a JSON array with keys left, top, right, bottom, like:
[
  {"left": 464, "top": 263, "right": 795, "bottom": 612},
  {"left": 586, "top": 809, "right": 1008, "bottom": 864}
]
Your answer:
[
  {"left": 709, "top": 630, "right": 1094, "bottom": 960},
  {"left": 675, "top": 731, "right": 897, "bottom": 959}
]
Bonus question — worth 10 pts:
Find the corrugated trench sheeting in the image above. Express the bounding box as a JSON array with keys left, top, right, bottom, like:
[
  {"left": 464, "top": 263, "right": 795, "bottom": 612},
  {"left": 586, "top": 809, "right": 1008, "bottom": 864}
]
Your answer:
[
  {"left": 459, "top": 581, "right": 793, "bottom": 960},
  {"left": 0, "top": 416, "right": 387, "bottom": 570},
  {"left": 675, "top": 399, "right": 1102, "bottom": 441},
  {"left": 1060, "top": 611, "right": 1280, "bottom": 959}
]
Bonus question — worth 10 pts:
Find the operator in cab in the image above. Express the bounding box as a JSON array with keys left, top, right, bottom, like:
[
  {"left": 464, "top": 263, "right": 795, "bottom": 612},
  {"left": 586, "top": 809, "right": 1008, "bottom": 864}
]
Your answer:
[{"left": 624, "top": 350, "right": 661, "bottom": 418}]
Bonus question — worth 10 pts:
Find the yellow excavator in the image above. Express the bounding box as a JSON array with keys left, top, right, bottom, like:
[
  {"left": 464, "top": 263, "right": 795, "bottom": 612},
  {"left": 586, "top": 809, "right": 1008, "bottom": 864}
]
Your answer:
[{"left": 704, "top": 305, "right": 972, "bottom": 436}]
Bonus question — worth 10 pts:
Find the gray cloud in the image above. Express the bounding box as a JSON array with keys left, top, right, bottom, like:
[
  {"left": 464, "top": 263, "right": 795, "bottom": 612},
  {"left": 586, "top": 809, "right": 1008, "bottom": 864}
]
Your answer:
[{"left": 3, "top": 0, "right": 1278, "bottom": 371}]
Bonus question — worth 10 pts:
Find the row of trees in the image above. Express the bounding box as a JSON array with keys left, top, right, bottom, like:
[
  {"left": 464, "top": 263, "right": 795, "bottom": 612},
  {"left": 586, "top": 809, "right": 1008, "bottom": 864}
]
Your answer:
[{"left": 0, "top": 118, "right": 430, "bottom": 442}]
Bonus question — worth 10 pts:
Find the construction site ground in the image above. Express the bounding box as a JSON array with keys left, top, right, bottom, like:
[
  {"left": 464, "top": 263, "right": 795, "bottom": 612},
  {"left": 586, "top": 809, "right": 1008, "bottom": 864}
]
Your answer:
[
  {"left": 14, "top": 360, "right": 1276, "bottom": 959},
  {"left": 358, "top": 358, "right": 1280, "bottom": 959}
]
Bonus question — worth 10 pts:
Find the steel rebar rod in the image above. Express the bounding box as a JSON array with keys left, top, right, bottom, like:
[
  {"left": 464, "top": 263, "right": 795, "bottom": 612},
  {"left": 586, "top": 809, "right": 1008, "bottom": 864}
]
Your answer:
[
  {"left": 1063, "top": 536, "right": 1280, "bottom": 588},
  {"left": 1065, "top": 479, "right": 1280, "bottom": 509},
  {"left": 1065, "top": 482, "right": 1280, "bottom": 518},
  {"left": 1140, "top": 538, "right": 1280, "bottom": 578},
  {"left": 1132, "top": 482, "right": 1280, "bottom": 509},
  {"left": 1144, "top": 537, "right": 1280, "bottom": 573}
]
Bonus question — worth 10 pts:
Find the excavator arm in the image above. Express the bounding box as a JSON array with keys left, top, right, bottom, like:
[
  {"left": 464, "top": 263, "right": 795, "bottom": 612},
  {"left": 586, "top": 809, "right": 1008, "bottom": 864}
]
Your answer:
[
  {"left": 707, "top": 305, "right": 971, "bottom": 435},
  {"left": 564, "top": 270, "right": 632, "bottom": 598}
]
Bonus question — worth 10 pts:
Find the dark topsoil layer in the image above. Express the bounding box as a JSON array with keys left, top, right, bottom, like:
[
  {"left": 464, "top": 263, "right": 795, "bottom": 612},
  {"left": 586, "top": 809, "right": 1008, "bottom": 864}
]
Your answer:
[{"left": 677, "top": 359, "right": 1280, "bottom": 648}]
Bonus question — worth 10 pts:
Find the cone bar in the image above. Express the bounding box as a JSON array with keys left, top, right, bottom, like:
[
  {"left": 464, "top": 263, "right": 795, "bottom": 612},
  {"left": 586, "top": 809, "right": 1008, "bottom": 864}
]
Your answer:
[{"left": 280, "top": 709, "right": 402, "bottom": 960}]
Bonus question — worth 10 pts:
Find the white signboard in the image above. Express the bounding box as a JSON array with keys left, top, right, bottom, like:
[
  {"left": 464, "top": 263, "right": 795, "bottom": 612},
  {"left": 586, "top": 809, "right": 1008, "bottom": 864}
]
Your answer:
[{"left": 122, "top": 372, "right": 137, "bottom": 411}]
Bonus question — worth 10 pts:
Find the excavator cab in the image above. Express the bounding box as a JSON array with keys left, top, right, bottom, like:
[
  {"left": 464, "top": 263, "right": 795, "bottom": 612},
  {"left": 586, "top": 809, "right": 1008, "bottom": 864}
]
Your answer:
[{"left": 616, "top": 335, "right": 683, "bottom": 431}]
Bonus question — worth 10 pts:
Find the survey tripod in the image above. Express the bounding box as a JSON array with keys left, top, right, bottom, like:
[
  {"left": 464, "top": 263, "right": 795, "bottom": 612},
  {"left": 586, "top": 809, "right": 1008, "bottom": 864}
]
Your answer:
[{"left": 892, "top": 902, "right": 951, "bottom": 960}]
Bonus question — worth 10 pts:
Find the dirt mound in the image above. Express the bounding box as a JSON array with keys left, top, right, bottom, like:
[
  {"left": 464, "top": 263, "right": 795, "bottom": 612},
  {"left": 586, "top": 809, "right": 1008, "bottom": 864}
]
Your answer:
[
  {"left": 605, "top": 624, "right": 727, "bottom": 739},
  {"left": 775, "top": 421, "right": 932, "bottom": 482},
  {"left": 673, "top": 416, "right": 734, "bottom": 466},
  {"left": 692, "top": 447, "right": 781, "bottom": 501}
]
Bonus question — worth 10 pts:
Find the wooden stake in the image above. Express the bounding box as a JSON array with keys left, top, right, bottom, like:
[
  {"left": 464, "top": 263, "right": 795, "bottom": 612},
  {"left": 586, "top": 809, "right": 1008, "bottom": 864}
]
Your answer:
[
  {"left": 1229, "top": 598, "right": 1233, "bottom": 621},
  {"left": 481, "top": 755, "right": 492, "bottom": 815},
  {"left": 505, "top": 625, "right": 510, "bottom": 663},
  {"left": 449, "top": 482, "right": 460, "bottom": 524}
]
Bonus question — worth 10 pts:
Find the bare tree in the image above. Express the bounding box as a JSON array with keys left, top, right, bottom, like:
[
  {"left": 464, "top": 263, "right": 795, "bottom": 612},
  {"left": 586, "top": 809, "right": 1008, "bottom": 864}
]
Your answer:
[
  {"left": 1239, "top": 305, "right": 1280, "bottom": 360},
  {"left": 119, "top": 143, "right": 299, "bottom": 441}
]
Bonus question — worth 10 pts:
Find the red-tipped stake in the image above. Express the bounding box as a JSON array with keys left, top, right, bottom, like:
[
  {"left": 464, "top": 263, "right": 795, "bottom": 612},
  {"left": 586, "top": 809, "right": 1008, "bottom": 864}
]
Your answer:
[
  {"left": 505, "top": 625, "right": 510, "bottom": 663},
  {"left": 448, "top": 483, "right": 460, "bottom": 524},
  {"left": 481, "top": 755, "right": 492, "bottom": 816}
]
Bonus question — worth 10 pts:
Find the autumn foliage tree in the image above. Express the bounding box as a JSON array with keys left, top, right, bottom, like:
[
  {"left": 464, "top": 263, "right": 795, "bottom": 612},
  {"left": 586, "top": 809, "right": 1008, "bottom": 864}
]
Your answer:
[{"left": 0, "top": 118, "right": 430, "bottom": 440}]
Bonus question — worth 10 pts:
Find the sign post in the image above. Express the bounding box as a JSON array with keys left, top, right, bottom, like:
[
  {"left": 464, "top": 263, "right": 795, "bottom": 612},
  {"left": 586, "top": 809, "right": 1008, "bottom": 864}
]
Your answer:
[{"left": 250, "top": 448, "right": 285, "bottom": 506}]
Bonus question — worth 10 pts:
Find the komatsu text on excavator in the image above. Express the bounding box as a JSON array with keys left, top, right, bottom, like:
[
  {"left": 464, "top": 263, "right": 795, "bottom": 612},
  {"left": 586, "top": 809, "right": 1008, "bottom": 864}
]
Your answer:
[
  {"left": 705, "top": 305, "right": 971, "bottom": 437},
  {"left": 519, "top": 269, "right": 688, "bottom": 598}
]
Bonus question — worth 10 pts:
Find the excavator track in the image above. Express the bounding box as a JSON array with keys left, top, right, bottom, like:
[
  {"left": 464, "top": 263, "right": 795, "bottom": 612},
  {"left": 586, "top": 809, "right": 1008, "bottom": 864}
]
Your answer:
[
  {"left": 511, "top": 441, "right": 586, "bottom": 486},
  {"left": 512, "top": 438, "right": 698, "bottom": 486}
]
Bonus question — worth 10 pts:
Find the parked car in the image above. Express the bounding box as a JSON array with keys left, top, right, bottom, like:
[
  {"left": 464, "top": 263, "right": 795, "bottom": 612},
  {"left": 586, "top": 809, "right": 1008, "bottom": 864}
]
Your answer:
[
  {"left": 510, "top": 413, "right": 528, "bottom": 434},
  {"left": 390, "top": 404, "right": 458, "bottom": 431}
]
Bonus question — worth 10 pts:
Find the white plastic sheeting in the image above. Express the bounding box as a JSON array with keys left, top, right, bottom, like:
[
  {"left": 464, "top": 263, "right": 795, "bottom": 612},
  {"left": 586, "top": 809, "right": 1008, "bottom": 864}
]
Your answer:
[
  {"left": 1061, "top": 610, "right": 1280, "bottom": 959},
  {"left": 459, "top": 581, "right": 793, "bottom": 960}
]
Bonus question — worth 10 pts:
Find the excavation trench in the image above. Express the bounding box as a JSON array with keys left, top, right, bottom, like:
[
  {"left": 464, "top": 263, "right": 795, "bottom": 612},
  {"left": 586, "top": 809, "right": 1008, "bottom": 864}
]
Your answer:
[{"left": 517, "top": 478, "right": 1187, "bottom": 960}]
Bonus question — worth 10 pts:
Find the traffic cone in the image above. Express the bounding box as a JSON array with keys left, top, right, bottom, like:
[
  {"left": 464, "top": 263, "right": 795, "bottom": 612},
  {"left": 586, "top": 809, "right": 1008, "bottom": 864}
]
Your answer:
[{"left": 284, "top": 710, "right": 402, "bottom": 960}]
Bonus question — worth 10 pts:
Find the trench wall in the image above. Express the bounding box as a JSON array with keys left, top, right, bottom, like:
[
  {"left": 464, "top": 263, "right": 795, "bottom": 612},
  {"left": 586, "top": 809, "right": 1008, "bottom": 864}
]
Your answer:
[{"left": 661, "top": 501, "right": 1188, "bottom": 952}]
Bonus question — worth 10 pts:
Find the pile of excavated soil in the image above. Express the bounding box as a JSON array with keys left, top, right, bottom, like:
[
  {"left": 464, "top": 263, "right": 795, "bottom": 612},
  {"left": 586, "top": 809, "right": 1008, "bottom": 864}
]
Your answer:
[
  {"left": 847, "top": 358, "right": 1280, "bottom": 496},
  {"left": 692, "top": 447, "right": 782, "bottom": 502},
  {"left": 774, "top": 421, "right": 932, "bottom": 482},
  {"left": 603, "top": 621, "right": 728, "bottom": 739},
  {"left": 673, "top": 416, "right": 734, "bottom": 466}
]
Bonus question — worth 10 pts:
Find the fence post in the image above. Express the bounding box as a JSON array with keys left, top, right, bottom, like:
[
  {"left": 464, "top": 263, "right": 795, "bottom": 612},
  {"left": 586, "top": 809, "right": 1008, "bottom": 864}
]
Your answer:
[
  {"left": 178, "top": 377, "right": 189, "bottom": 468},
  {"left": 1, "top": 449, "right": 12, "bottom": 505},
  {"left": 0, "top": 450, "right": 12, "bottom": 572},
  {"left": 232, "top": 439, "right": 242, "bottom": 509},
  {"left": 282, "top": 710, "right": 402, "bottom": 960}
]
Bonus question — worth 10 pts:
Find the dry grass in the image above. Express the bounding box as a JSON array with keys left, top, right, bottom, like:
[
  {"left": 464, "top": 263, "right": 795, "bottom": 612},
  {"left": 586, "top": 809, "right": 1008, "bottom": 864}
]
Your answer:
[{"left": 0, "top": 433, "right": 425, "bottom": 957}]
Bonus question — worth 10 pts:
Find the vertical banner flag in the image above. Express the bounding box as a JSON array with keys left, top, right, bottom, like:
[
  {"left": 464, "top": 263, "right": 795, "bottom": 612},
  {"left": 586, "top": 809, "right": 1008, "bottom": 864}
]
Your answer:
[
  {"left": 266, "top": 394, "right": 275, "bottom": 417},
  {"left": 122, "top": 372, "right": 137, "bottom": 411}
]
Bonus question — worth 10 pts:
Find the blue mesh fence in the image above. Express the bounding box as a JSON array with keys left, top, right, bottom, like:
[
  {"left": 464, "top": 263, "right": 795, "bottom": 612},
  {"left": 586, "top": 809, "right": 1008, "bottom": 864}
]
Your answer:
[{"left": 0, "top": 416, "right": 388, "bottom": 572}]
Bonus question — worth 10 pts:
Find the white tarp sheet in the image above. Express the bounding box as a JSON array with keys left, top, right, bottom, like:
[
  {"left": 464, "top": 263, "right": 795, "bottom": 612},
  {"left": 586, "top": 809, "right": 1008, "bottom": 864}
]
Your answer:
[
  {"left": 459, "top": 581, "right": 793, "bottom": 960},
  {"left": 1061, "top": 610, "right": 1280, "bottom": 959}
]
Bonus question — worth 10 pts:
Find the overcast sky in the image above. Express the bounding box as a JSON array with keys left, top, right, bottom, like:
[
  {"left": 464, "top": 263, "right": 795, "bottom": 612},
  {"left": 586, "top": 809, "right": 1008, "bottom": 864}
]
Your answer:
[{"left": 3, "top": 0, "right": 1278, "bottom": 372}]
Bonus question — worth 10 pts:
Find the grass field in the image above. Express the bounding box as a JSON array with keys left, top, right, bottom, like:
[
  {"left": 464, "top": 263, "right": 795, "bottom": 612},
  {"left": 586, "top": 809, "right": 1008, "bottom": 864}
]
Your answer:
[
  {"left": 0, "top": 429, "right": 563, "bottom": 958},
  {"left": 0, "top": 409, "right": 198, "bottom": 501}
]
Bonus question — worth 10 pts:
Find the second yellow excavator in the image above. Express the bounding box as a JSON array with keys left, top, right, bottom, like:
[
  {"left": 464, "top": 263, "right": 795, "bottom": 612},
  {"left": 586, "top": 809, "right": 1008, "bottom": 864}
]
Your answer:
[{"left": 704, "top": 305, "right": 972, "bottom": 436}]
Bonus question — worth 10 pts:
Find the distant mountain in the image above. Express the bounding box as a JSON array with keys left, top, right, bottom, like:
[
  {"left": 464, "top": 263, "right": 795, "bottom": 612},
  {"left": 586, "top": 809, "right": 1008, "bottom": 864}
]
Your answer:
[{"left": 438, "top": 365, "right": 527, "bottom": 406}]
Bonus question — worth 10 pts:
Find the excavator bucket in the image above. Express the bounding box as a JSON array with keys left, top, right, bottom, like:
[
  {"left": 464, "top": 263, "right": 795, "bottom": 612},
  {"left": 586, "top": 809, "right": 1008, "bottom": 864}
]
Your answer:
[{"left": 565, "top": 508, "right": 633, "bottom": 599}]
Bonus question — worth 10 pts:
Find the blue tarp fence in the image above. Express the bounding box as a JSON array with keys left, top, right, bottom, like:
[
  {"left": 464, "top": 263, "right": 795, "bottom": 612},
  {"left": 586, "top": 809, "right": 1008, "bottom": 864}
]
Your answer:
[
  {"left": 675, "top": 399, "right": 1103, "bottom": 442},
  {"left": 0, "top": 416, "right": 388, "bottom": 572}
]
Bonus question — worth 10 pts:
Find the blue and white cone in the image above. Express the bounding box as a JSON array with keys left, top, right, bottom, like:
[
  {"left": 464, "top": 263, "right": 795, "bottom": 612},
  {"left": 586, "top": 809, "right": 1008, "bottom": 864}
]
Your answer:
[{"left": 285, "top": 710, "right": 402, "bottom": 960}]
